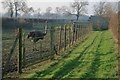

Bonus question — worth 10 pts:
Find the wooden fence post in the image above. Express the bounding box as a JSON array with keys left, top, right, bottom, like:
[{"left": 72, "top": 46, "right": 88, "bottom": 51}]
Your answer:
[
  {"left": 50, "top": 26, "right": 54, "bottom": 58},
  {"left": 76, "top": 24, "right": 79, "bottom": 41},
  {"left": 18, "top": 28, "right": 22, "bottom": 73},
  {"left": 78, "top": 24, "right": 80, "bottom": 40},
  {"left": 68, "top": 24, "right": 71, "bottom": 47},
  {"left": 72, "top": 22, "right": 75, "bottom": 45},
  {"left": 64, "top": 25, "right": 67, "bottom": 50},
  {"left": 59, "top": 26, "right": 62, "bottom": 53},
  {"left": 22, "top": 32, "right": 26, "bottom": 67},
  {"left": 81, "top": 26, "right": 83, "bottom": 41},
  {"left": 75, "top": 24, "right": 77, "bottom": 42}
]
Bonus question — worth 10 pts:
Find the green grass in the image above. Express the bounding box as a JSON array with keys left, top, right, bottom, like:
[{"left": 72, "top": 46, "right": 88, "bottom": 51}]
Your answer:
[{"left": 20, "top": 30, "right": 118, "bottom": 78}]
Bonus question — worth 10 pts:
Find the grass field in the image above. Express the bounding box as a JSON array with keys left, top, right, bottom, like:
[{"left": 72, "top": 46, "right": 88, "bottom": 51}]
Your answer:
[
  {"left": 20, "top": 30, "right": 118, "bottom": 78},
  {"left": 2, "top": 23, "right": 91, "bottom": 74}
]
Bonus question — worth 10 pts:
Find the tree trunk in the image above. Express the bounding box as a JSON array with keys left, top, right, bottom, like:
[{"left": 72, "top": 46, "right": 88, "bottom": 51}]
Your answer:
[
  {"left": 15, "top": 3, "right": 17, "bottom": 18},
  {"left": 76, "top": 14, "right": 79, "bottom": 21},
  {"left": 10, "top": 10, "right": 13, "bottom": 18},
  {"left": 15, "top": 10, "right": 17, "bottom": 18}
]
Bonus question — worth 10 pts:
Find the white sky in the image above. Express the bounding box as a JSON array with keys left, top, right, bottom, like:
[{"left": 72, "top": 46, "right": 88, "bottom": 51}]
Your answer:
[{"left": 0, "top": 0, "right": 119, "bottom": 15}]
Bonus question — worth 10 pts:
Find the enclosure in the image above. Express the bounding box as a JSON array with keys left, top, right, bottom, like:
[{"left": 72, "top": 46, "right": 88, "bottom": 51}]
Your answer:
[{"left": 2, "top": 19, "right": 92, "bottom": 77}]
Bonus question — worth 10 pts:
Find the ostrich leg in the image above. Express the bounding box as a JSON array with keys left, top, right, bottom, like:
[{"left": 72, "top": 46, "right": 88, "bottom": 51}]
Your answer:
[
  {"left": 33, "top": 42, "right": 35, "bottom": 51},
  {"left": 40, "top": 40, "right": 42, "bottom": 52},
  {"left": 35, "top": 42, "right": 39, "bottom": 51},
  {"left": 35, "top": 42, "right": 37, "bottom": 51}
]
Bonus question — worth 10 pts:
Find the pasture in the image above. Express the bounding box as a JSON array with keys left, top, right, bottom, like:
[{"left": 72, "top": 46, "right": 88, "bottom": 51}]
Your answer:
[
  {"left": 2, "top": 21, "right": 118, "bottom": 79},
  {"left": 2, "top": 22, "right": 91, "bottom": 78},
  {"left": 20, "top": 31, "right": 118, "bottom": 78}
]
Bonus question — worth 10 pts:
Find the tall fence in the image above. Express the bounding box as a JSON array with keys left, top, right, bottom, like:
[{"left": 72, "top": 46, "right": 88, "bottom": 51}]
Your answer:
[{"left": 2, "top": 21, "right": 92, "bottom": 77}]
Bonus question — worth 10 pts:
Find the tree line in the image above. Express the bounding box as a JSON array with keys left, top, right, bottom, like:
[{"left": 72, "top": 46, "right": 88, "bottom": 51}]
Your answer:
[{"left": 1, "top": 0, "right": 118, "bottom": 20}]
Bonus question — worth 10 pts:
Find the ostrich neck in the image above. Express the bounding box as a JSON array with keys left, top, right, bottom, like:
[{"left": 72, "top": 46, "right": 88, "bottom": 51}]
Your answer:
[{"left": 44, "top": 25, "right": 47, "bottom": 34}]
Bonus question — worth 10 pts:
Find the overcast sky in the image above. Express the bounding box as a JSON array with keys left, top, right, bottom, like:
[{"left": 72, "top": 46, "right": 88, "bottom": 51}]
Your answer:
[{"left": 0, "top": 0, "right": 119, "bottom": 16}]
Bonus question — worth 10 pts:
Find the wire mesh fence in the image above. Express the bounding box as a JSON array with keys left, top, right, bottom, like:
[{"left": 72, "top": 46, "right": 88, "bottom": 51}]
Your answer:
[
  {"left": 2, "top": 21, "right": 92, "bottom": 77},
  {"left": 2, "top": 29, "right": 18, "bottom": 75}
]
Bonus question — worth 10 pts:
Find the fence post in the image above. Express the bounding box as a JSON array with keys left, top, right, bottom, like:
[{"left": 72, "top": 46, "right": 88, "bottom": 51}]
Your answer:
[
  {"left": 81, "top": 26, "right": 83, "bottom": 41},
  {"left": 64, "top": 25, "right": 67, "bottom": 50},
  {"left": 76, "top": 24, "right": 78, "bottom": 41},
  {"left": 72, "top": 22, "right": 75, "bottom": 45},
  {"left": 78, "top": 24, "right": 80, "bottom": 40},
  {"left": 23, "top": 32, "right": 26, "bottom": 67},
  {"left": 50, "top": 26, "right": 54, "bottom": 58},
  {"left": 68, "top": 24, "right": 71, "bottom": 47},
  {"left": 59, "top": 26, "right": 62, "bottom": 53},
  {"left": 18, "top": 28, "right": 22, "bottom": 73}
]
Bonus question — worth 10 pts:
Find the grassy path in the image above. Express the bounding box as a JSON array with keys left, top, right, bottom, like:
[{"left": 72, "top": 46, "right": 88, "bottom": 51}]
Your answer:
[{"left": 20, "top": 31, "right": 118, "bottom": 78}]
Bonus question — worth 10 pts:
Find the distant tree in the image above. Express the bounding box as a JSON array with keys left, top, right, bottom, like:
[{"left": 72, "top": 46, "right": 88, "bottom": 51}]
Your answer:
[
  {"left": 46, "top": 7, "right": 52, "bottom": 13},
  {"left": 2, "top": 0, "right": 27, "bottom": 18},
  {"left": 55, "top": 7, "right": 61, "bottom": 14},
  {"left": 70, "top": 0, "right": 88, "bottom": 20},
  {"left": 36, "top": 8, "right": 41, "bottom": 18},
  {"left": 94, "top": 2, "right": 105, "bottom": 16},
  {"left": 22, "top": 7, "right": 34, "bottom": 18},
  {"left": 94, "top": 2, "right": 116, "bottom": 18},
  {"left": 45, "top": 7, "right": 52, "bottom": 19},
  {"left": 2, "top": 0, "right": 14, "bottom": 17},
  {"left": 61, "top": 0, "right": 88, "bottom": 20},
  {"left": 14, "top": 0, "right": 27, "bottom": 17},
  {"left": 61, "top": 6, "right": 71, "bottom": 15},
  {"left": 55, "top": 7, "right": 62, "bottom": 19}
]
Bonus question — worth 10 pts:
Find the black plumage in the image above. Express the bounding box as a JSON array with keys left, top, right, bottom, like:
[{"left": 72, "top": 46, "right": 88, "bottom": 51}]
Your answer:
[
  {"left": 27, "top": 31, "right": 46, "bottom": 42},
  {"left": 27, "top": 24, "right": 47, "bottom": 51}
]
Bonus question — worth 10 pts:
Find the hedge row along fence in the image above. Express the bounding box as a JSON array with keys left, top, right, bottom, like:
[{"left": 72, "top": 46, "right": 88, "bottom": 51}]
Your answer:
[{"left": 109, "top": 12, "right": 120, "bottom": 52}]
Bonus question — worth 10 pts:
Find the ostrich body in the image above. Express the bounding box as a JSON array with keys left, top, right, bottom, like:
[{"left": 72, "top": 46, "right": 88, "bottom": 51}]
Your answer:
[
  {"left": 27, "top": 31, "right": 46, "bottom": 42},
  {"left": 27, "top": 25, "right": 47, "bottom": 51}
]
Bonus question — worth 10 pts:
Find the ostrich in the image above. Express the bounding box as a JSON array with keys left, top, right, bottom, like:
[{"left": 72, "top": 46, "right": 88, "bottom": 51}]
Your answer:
[{"left": 27, "top": 22, "right": 48, "bottom": 51}]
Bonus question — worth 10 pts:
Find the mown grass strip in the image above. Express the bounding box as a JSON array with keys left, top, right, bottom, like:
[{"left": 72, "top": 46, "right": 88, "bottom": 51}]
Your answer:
[
  {"left": 95, "top": 31, "right": 118, "bottom": 78},
  {"left": 20, "top": 32, "right": 94, "bottom": 78},
  {"left": 63, "top": 31, "right": 103, "bottom": 78},
  {"left": 21, "top": 31, "right": 118, "bottom": 79},
  {"left": 30, "top": 31, "right": 99, "bottom": 78}
]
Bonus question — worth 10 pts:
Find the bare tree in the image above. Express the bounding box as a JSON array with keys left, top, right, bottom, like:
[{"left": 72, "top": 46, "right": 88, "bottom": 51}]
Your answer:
[
  {"left": 70, "top": 0, "right": 88, "bottom": 20},
  {"left": 61, "top": 6, "right": 71, "bottom": 15},
  {"left": 103, "top": 3, "right": 114, "bottom": 18},
  {"left": 55, "top": 7, "right": 59, "bottom": 19},
  {"left": 57, "top": 0, "right": 89, "bottom": 20},
  {"left": 2, "top": 0, "right": 27, "bottom": 18},
  {"left": 94, "top": 2, "right": 117, "bottom": 18},
  {"left": 14, "top": 0, "right": 27, "bottom": 17},
  {"left": 55, "top": 7, "right": 61, "bottom": 14},
  {"left": 94, "top": 2, "right": 105, "bottom": 16},
  {"left": 45, "top": 7, "right": 52, "bottom": 19},
  {"left": 46, "top": 7, "right": 52, "bottom": 13},
  {"left": 22, "top": 7, "right": 34, "bottom": 18},
  {"left": 36, "top": 8, "right": 41, "bottom": 18},
  {"left": 2, "top": 0, "right": 14, "bottom": 17}
]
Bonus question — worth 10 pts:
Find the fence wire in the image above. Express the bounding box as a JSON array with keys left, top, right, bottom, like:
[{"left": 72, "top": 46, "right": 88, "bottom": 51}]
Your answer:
[{"left": 2, "top": 21, "right": 92, "bottom": 77}]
